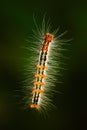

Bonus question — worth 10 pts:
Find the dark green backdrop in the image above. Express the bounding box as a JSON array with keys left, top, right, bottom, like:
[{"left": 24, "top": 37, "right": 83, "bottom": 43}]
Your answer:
[{"left": 0, "top": 0, "right": 87, "bottom": 130}]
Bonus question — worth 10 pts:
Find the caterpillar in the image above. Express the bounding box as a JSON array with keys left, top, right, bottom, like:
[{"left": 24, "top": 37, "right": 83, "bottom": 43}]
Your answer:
[
  {"left": 22, "top": 16, "right": 69, "bottom": 113},
  {"left": 30, "top": 33, "right": 54, "bottom": 109}
]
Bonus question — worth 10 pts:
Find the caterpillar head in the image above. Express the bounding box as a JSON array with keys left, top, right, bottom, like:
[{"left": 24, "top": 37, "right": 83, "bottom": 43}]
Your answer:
[{"left": 45, "top": 33, "right": 54, "bottom": 42}]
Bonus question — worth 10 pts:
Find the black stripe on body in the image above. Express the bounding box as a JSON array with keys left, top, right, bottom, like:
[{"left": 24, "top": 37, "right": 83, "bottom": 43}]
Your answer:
[{"left": 32, "top": 42, "right": 50, "bottom": 105}]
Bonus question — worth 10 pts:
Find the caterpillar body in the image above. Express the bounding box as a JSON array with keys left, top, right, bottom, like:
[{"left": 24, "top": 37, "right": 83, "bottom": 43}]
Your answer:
[
  {"left": 22, "top": 17, "right": 69, "bottom": 113},
  {"left": 30, "top": 33, "right": 54, "bottom": 109}
]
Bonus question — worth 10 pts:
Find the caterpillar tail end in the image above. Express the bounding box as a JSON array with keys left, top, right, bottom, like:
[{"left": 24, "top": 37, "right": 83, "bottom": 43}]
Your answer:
[{"left": 30, "top": 103, "right": 39, "bottom": 109}]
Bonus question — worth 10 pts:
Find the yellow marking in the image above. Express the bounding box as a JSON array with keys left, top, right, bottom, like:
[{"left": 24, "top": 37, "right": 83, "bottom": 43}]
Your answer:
[
  {"left": 35, "top": 73, "right": 46, "bottom": 78},
  {"left": 32, "top": 88, "right": 43, "bottom": 94},
  {"left": 36, "top": 64, "right": 47, "bottom": 69},
  {"left": 34, "top": 81, "right": 44, "bottom": 86}
]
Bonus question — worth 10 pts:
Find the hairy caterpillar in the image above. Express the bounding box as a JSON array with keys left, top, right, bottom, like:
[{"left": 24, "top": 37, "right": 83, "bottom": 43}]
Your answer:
[
  {"left": 22, "top": 16, "right": 69, "bottom": 113},
  {"left": 30, "top": 33, "right": 54, "bottom": 109}
]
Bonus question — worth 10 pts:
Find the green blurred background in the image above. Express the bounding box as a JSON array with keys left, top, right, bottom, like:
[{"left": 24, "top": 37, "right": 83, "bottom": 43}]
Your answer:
[{"left": 0, "top": 0, "right": 87, "bottom": 130}]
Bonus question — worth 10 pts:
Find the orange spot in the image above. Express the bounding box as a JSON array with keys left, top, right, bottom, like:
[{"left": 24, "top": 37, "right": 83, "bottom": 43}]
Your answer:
[
  {"left": 35, "top": 73, "right": 46, "bottom": 78},
  {"left": 36, "top": 64, "right": 47, "bottom": 69},
  {"left": 34, "top": 81, "right": 44, "bottom": 86},
  {"left": 45, "top": 33, "right": 54, "bottom": 42},
  {"left": 41, "top": 47, "right": 48, "bottom": 51},
  {"left": 32, "top": 88, "right": 43, "bottom": 94},
  {"left": 42, "top": 43, "right": 49, "bottom": 47},
  {"left": 41, "top": 74, "right": 46, "bottom": 78},
  {"left": 30, "top": 104, "right": 39, "bottom": 109}
]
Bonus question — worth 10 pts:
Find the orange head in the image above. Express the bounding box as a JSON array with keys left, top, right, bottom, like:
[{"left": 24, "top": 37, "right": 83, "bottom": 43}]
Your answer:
[{"left": 45, "top": 33, "right": 54, "bottom": 42}]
